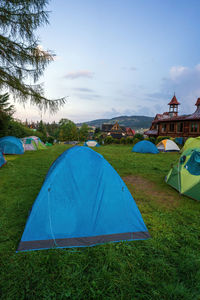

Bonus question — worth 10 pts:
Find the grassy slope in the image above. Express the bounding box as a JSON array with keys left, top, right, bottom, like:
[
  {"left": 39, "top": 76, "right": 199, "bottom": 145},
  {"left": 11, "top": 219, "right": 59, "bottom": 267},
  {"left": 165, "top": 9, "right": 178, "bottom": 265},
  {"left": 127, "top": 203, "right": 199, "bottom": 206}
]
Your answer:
[{"left": 0, "top": 145, "right": 199, "bottom": 300}]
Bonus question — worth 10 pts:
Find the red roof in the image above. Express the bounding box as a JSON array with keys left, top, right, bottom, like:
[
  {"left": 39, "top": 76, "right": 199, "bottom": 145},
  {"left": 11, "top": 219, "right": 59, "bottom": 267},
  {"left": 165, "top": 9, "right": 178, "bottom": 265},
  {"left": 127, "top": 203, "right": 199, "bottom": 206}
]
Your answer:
[
  {"left": 168, "top": 95, "right": 180, "bottom": 105},
  {"left": 126, "top": 128, "right": 135, "bottom": 136},
  {"left": 195, "top": 98, "right": 200, "bottom": 106}
]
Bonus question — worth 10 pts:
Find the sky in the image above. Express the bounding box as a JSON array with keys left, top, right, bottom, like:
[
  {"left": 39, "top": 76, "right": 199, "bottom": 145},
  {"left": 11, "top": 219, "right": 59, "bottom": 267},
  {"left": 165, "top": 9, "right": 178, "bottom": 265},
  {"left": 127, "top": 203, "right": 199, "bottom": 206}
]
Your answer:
[{"left": 14, "top": 0, "right": 200, "bottom": 123}]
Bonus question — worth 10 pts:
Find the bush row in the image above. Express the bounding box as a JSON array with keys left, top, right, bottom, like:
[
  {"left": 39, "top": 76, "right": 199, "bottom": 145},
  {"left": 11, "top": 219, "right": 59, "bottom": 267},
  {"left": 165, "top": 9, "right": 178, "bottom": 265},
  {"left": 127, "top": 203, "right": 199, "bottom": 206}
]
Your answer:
[
  {"left": 101, "top": 135, "right": 173, "bottom": 145},
  {"left": 2, "top": 120, "right": 49, "bottom": 142},
  {"left": 103, "top": 134, "right": 143, "bottom": 145}
]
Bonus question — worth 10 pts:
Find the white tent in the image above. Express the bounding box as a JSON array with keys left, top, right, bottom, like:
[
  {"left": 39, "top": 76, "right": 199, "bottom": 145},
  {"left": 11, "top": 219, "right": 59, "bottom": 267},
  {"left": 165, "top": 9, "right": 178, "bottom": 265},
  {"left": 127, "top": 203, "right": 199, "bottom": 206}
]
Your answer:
[
  {"left": 84, "top": 140, "right": 99, "bottom": 147},
  {"left": 157, "top": 139, "right": 180, "bottom": 152}
]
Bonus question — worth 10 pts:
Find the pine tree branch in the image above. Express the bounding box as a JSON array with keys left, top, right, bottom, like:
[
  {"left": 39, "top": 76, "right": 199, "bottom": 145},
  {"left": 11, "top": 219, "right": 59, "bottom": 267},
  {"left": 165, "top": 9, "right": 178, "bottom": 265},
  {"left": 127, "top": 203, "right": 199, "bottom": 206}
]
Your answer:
[{"left": 0, "top": 0, "right": 66, "bottom": 113}]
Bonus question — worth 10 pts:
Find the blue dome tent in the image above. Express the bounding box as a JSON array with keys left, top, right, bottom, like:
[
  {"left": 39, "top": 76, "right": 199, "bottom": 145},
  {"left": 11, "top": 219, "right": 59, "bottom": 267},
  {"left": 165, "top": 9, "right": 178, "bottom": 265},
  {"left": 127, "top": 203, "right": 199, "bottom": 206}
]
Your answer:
[
  {"left": 0, "top": 136, "right": 24, "bottom": 154},
  {"left": 0, "top": 152, "right": 6, "bottom": 168},
  {"left": 132, "top": 140, "right": 159, "bottom": 154},
  {"left": 17, "top": 146, "right": 150, "bottom": 251}
]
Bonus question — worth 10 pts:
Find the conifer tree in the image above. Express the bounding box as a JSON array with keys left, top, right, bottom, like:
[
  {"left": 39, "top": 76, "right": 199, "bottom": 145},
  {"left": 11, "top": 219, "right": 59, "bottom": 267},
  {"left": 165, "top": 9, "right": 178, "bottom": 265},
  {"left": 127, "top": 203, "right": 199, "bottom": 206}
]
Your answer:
[
  {"left": 0, "top": 93, "right": 15, "bottom": 116},
  {"left": 0, "top": 92, "right": 15, "bottom": 135},
  {"left": 0, "top": 0, "right": 66, "bottom": 113}
]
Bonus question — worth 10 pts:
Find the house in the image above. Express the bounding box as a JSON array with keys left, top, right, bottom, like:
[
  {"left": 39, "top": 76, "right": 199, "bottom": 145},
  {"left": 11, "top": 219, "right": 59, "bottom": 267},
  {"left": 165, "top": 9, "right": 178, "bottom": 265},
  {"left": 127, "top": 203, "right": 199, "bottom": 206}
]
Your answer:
[
  {"left": 126, "top": 127, "right": 135, "bottom": 137},
  {"left": 145, "top": 95, "right": 200, "bottom": 138},
  {"left": 102, "top": 122, "right": 135, "bottom": 139}
]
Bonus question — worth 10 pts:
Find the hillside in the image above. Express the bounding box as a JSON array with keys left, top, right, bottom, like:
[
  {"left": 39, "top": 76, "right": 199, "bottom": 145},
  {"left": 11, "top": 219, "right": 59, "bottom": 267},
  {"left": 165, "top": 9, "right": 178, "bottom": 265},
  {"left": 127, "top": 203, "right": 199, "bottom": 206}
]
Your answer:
[{"left": 77, "top": 115, "right": 153, "bottom": 129}]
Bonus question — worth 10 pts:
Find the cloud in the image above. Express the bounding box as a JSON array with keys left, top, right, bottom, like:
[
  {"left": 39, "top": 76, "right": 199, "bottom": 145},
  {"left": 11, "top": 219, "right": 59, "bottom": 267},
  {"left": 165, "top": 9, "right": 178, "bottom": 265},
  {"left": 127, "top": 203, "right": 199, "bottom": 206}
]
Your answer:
[
  {"left": 71, "top": 87, "right": 94, "bottom": 93},
  {"left": 64, "top": 70, "right": 94, "bottom": 79},
  {"left": 146, "top": 92, "right": 171, "bottom": 100},
  {"left": 121, "top": 66, "right": 137, "bottom": 71},
  {"left": 161, "top": 64, "right": 200, "bottom": 114},
  {"left": 102, "top": 106, "right": 154, "bottom": 119},
  {"left": 102, "top": 108, "right": 122, "bottom": 118},
  {"left": 169, "top": 66, "right": 189, "bottom": 80},
  {"left": 130, "top": 67, "right": 137, "bottom": 71},
  {"left": 75, "top": 93, "right": 101, "bottom": 100},
  {"left": 71, "top": 87, "right": 100, "bottom": 100}
]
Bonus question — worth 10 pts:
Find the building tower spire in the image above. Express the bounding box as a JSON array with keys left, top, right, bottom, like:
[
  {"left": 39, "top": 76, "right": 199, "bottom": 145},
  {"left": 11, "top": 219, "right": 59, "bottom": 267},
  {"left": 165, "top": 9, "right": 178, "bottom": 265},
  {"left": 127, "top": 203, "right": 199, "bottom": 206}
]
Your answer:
[{"left": 168, "top": 94, "right": 180, "bottom": 117}]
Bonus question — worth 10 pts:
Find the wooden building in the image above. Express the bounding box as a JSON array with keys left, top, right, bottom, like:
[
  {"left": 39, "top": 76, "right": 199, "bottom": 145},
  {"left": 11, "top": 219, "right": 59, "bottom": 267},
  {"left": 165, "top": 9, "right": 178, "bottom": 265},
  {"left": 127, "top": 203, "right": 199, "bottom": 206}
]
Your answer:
[
  {"left": 102, "top": 122, "right": 135, "bottom": 139},
  {"left": 145, "top": 95, "right": 200, "bottom": 138}
]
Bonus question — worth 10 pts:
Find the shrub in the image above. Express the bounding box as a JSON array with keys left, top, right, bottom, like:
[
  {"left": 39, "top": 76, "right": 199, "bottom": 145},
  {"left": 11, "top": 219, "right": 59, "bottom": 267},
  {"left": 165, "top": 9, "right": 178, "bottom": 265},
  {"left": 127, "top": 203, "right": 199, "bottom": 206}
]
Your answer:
[
  {"left": 104, "top": 136, "right": 114, "bottom": 144},
  {"left": 6, "top": 120, "right": 43, "bottom": 139},
  {"left": 47, "top": 136, "right": 54, "bottom": 144},
  {"left": 148, "top": 137, "right": 156, "bottom": 144},
  {"left": 120, "top": 137, "right": 126, "bottom": 144},
  {"left": 133, "top": 138, "right": 140, "bottom": 145},
  {"left": 134, "top": 133, "right": 144, "bottom": 140},
  {"left": 96, "top": 136, "right": 103, "bottom": 145},
  {"left": 126, "top": 137, "right": 133, "bottom": 144},
  {"left": 113, "top": 138, "right": 120, "bottom": 144}
]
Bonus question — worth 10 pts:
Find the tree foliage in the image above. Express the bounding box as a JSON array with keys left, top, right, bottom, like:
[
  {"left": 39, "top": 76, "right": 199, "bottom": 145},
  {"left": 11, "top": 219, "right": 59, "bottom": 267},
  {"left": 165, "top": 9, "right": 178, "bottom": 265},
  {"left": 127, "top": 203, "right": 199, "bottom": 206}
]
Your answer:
[
  {"left": 133, "top": 133, "right": 144, "bottom": 140},
  {"left": 0, "top": 92, "right": 15, "bottom": 115},
  {"left": 0, "top": 0, "right": 66, "bottom": 113},
  {"left": 58, "top": 119, "right": 78, "bottom": 141},
  {"left": 79, "top": 123, "right": 89, "bottom": 141},
  {"left": 0, "top": 119, "right": 43, "bottom": 138},
  {"left": 0, "top": 92, "right": 15, "bottom": 135}
]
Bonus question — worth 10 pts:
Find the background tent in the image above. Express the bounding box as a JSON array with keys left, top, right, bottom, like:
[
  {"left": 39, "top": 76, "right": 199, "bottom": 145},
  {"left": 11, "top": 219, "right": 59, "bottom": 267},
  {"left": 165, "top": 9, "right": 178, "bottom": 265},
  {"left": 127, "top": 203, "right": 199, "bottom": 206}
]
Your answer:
[
  {"left": 175, "top": 137, "right": 184, "bottom": 145},
  {"left": 132, "top": 140, "right": 159, "bottom": 154},
  {"left": 28, "top": 136, "right": 46, "bottom": 150},
  {"left": 166, "top": 148, "right": 200, "bottom": 201},
  {"left": 157, "top": 139, "right": 180, "bottom": 152},
  {"left": 64, "top": 141, "right": 78, "bottom": 145},
  {"left": 0, "top": 151, "right": 6, "bottom": 167},
  {"left": 21, "top": 137, "right": 37, "bottom": 151},
  {"left": 84, "top": 140, "right": 99, "bottom": 147},
  {"left": 17, "top": 146, "right": 150, "bottom": 252},
  {"left": 181, "top": 137, "right": 200, "bottom": 153},
  {"left": 0, "top": 136, "right": 24, "bottom": 154}
]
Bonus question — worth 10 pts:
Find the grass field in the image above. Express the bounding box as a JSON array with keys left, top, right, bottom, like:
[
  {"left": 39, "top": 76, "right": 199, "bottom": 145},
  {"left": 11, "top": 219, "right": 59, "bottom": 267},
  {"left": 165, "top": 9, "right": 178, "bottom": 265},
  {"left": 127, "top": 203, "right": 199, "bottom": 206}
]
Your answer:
[{"left": 0, "top": 145, "right": 200, "bottom": 299}]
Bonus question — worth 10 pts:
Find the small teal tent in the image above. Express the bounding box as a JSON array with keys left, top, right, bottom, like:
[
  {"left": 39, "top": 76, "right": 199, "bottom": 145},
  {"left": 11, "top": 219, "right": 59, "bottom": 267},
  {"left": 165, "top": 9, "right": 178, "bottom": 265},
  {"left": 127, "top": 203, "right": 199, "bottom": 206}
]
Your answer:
[
  {"left": 84, "top": 140, "right": 99, "bottom": 147},
  {"left": 17, "top": 146, "right": 150, "bottom": 251},
  {"left": 0, "top": 136, "right": 24, "bottom": 154},
  {"left": 0, "top": 152, "right": 6, "bottom": 168},
  {"left": 132, "top": 140, "right": 159, "bottom": 154}
]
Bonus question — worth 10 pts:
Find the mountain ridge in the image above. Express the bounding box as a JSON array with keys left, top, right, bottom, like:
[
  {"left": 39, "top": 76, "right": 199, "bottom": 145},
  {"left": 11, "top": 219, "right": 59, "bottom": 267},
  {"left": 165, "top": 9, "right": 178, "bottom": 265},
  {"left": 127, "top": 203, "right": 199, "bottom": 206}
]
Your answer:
[{"left": 77, "top": 115, "right": 153, "bottom": 129}]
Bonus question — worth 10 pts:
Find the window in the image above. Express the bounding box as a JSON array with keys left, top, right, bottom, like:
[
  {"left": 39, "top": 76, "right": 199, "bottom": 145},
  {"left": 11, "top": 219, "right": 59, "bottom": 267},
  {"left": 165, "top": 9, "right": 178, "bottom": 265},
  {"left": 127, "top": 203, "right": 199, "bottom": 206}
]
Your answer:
[
  {"left": 169, "top": 123, "right": 175, "bottom": 132},
  {"left": 161, "top": 123, "right": 166, "bottom": 133},
  {"left": 177, "top": 122, "right": 183, "bottom": 132},
  {"left": 190, "top": 122, "right": 198, "bottom": 132}
]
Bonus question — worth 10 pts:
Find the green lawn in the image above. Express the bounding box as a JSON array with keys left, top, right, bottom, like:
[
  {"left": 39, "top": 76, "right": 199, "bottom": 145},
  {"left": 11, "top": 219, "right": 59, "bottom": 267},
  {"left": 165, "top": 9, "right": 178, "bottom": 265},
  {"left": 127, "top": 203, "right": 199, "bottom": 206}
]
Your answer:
[{"left": 0, "top": 145, "right": 199, "bottom": 299}]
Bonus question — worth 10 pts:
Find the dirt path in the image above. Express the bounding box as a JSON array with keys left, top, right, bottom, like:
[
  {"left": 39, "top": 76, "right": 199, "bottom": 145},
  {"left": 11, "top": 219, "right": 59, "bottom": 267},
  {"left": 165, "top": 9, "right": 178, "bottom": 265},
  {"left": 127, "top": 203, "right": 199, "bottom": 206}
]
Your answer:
[{"left": 123, "top": 175, "right": 180, "bottom": 209}]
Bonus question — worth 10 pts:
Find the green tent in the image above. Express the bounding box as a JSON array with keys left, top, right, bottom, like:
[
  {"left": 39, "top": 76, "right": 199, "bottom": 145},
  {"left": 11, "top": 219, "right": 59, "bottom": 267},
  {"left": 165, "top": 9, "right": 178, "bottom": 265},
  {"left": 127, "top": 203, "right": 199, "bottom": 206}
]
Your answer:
[
  {"left": 166, "top": 148, "right": 200, "bottom": 201},
  {"left": 22, "top": 136, "right": 46, "bottom": 151},
  {"left": 21, "top": 137, "right": 37, "bottom": 151},
  {"left": 29, "top": 136, "right": 46, "bottom": 150},
  {"left": 181, "top": 136, "right": 200, "bottom": 153}
]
